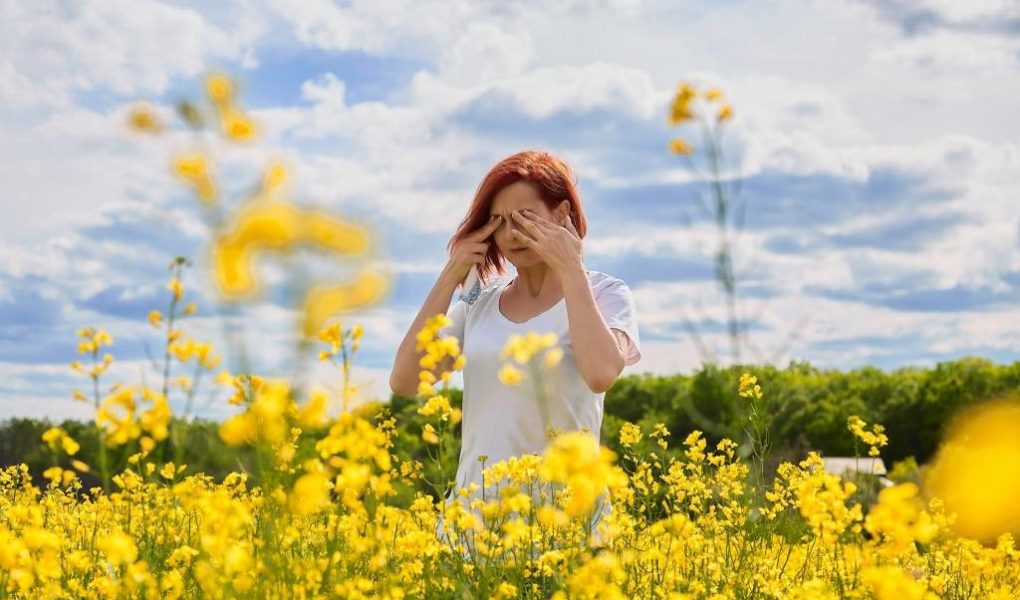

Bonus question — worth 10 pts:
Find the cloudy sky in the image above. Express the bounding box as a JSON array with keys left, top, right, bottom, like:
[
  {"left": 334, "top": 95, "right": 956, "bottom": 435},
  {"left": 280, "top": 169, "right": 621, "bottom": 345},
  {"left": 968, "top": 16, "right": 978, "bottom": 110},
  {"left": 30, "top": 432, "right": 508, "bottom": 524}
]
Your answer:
[{"left": 2, "top": 0, "right": 1018, "bottom": 420}]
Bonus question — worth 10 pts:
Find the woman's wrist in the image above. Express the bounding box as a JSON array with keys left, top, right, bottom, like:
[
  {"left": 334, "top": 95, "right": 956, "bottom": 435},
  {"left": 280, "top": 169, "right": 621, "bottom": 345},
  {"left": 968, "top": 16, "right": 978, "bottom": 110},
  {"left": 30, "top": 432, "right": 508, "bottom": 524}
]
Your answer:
[
  {"left": 558, "top": 260, "right": 588, "bottom": 283},
  {"left": 436, "top": 267, "right": 464, "bottom": 292}
]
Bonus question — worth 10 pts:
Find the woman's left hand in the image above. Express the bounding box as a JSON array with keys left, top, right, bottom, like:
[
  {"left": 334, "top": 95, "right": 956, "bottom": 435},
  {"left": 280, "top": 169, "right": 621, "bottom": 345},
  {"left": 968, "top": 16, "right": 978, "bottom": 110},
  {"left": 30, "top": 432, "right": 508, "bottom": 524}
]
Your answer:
[{"left": 510, "top": 209, "right": 584, "bottom": 274}]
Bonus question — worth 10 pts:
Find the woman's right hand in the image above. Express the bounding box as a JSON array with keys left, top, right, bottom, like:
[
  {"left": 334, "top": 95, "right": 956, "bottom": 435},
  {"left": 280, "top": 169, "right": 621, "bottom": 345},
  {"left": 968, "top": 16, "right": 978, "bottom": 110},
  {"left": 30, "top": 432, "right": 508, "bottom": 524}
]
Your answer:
[{"left": 443, "top": 215, "right": 503, "bottom": 284}]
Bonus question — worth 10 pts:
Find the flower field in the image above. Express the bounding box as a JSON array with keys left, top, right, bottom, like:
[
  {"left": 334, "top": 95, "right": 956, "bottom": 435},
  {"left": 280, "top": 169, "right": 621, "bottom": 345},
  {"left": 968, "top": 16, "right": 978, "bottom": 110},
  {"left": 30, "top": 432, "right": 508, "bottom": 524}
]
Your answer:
[{"left": 2, "top": 301, "right": 1019, "bottom": 598}]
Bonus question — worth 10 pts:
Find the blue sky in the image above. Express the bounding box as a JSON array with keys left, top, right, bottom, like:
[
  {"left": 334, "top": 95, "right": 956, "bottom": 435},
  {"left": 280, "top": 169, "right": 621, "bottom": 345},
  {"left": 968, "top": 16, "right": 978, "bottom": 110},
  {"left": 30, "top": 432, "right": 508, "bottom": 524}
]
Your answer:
[{"left": 1, "top": 0, "right": 1018, "bottom": 420}]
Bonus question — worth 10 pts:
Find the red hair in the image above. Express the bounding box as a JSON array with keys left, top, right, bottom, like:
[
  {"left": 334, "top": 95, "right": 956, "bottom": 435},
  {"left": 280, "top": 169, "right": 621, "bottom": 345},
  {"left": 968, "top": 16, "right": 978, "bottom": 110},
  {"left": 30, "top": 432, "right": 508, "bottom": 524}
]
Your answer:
[{"left": 447, "top": 150, "right": 588, "bottom": 285}]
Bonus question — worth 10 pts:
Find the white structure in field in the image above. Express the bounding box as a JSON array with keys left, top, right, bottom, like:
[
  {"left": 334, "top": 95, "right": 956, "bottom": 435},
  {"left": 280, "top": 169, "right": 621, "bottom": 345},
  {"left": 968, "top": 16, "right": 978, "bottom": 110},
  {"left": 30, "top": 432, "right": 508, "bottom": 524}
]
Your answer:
[{"left": 821, "top": 457, "right": 893, "bottom": 487}]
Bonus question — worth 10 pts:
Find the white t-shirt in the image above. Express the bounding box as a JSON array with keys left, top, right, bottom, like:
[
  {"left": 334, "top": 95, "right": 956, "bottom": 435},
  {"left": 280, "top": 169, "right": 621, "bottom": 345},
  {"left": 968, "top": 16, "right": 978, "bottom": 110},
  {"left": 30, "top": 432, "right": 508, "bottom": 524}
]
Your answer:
[{"left": 436, "top": 269, "right": 642, "bottom": 544}]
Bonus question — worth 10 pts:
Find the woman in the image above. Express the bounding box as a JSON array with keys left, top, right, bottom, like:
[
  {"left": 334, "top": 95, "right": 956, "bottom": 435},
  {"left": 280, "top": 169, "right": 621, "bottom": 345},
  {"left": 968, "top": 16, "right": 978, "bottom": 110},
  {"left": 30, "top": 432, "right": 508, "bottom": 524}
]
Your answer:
[{"left": 389, "top": 150, "right": 642, "bottom": 550}]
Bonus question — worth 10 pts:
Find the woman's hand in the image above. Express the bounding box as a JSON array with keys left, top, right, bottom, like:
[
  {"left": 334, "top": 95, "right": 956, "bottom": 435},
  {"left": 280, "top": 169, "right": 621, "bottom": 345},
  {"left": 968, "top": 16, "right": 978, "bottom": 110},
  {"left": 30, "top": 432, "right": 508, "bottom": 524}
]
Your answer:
[
  {"left": 441, "top": 215, "right": 503, "bottom": 284},
  {"left": 510, "top": 209, "right": 584, "bottom": 275}
]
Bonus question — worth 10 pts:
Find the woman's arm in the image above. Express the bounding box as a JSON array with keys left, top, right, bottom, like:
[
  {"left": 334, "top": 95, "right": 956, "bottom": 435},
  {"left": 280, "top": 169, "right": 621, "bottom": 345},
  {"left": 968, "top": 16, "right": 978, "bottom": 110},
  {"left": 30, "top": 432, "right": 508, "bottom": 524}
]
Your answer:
[
  {"left": 560, "top": 265, "right": 626, "bottom": 394},
  {"left": 389, "top": 270, "right": 462, "bottom": 396},
  {"left": 391, "top": 217, "right": 502, "bottom": 396}
]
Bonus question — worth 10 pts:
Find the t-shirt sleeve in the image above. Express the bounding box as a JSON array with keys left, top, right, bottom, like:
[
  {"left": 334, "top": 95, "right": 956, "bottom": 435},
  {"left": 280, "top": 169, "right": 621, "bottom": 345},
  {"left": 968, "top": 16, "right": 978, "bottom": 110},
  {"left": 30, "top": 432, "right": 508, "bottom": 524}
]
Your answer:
[
  {"left": 596, "top": 278, "right": 642, "bottom": 366},
  {"left": 439, "top": 297, "right": 468, "bottom": 343}
]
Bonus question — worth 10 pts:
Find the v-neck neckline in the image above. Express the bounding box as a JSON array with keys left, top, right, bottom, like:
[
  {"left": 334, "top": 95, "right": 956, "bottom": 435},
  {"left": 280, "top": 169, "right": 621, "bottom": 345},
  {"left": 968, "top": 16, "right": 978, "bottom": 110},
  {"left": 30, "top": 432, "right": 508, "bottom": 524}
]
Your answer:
[{"left": 495, "top": 276, "right": 571, "bottom": 325}]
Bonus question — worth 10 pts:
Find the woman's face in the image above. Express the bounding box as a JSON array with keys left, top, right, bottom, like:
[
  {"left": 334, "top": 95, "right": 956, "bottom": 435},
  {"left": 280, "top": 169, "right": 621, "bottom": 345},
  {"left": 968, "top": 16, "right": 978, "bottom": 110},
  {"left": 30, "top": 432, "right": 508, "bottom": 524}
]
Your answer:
[{"left": 489, "top": 181, "right": 569, "bottom": 266}]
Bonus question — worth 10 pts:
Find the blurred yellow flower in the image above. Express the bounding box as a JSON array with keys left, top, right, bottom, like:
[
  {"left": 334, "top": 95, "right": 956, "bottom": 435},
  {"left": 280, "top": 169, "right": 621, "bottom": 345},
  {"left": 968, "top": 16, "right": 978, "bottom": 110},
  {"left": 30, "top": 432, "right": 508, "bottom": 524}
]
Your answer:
[
  {"left": 500, "top": 332, "right": 558, "bottom": 365},
  {"left": 669, "top": 138, "right": 694, "bottom": 155},
  {"left": 127, "top": 104, "right": 163, "bottom": 133},
  {"left": 262, "top": 161, "right": 288, "bottom": 195},
  {"left": 289, "top": 472, "right": 331, "bottom": 515},
  {"left": 717, "top": 103, "right": 734, "bottom": 122},
  {"left": 168, "top": 277, "right": 184, "bottom": 302},
  {"left": 297, "top": 391, "right": 329, "bottom": 428},
  {"left": 97, "top": 529, "right": 137, "bottom": 566},
  {"left": 148, "top": 309, "right": 163, "bottom": 327},
  {"left": 205, "top": 74, "right": 234, "bottom": 108},
  {"left": 925, "top": 398, "right": 1020, "bottom": 542},
  {"left": 305, "top": 211, "right": 371, "bottom": 255},
  {"left": 301, "top": 272, "right": 388, "bottom": 339},
  {"left": 498, "top": 364, "right": 524, "bottom": 386},
  {"left": 220, "top": 413, "right": 256, "bottom": 447},
  {"left": 172, "top": 154, "right": 216, "bottom": 203},
  {"left": 220, "top": 107, "right": 257, "bottom": 142},
  {"left": 704, "top": 88, "right": 724, "bottom": 102},
  {"left": 543, "top": 347, "right": 564, "bottom": 369},
  {"left": 422, "top": 423, "right": 440, "bottom": 445},
  {"left": 668, "top": 82, "right": 697, "bottom": 125}
]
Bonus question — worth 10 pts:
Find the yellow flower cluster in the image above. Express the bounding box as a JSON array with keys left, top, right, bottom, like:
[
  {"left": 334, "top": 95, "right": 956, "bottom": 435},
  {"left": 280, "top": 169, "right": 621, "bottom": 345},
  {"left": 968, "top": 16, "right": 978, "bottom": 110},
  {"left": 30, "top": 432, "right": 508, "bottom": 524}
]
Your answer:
[
  {"left": 168, "top": 338, "right": 221, "bottom": 369},
  {"left": 205, "top": 74, "right": 257, "bottom": 142},
  {"left": 848, "top": 414, "right": 889, "bottom": 457},
  {"left": 415, "top": 314, "right": 464, "bottom": 395},
  {"left": 95, "top": 386, "right": 171, "bottom": 450},
  {"left": 539, "top": 431, "right": 627, "bottom": 519},
  {"left": 218, "top": 379, "right": 296, "bottom": 448},
  {"left": 74, "top": 327, "right": 112, "bottom": 355},
  {"left": 738, "top": 372, "right": 763, "bottom": 401},
  {"left": 210, "top": 196, "right": 388, "bottom": 337},
  {"left": 317, "top": 321, "right": 364, "bottom": 361},
  {"left": 865, "top": 482, "right": 938, "bottom": 557},
  {"left": 667, "top": 82, "right": 734, "bottom": 154},
  {"left": 126, "top": 104, "right": 163, "bottom": 133},
  {"left": 793, "top": 458, "right": 864, "bottom": 545},
  {"left": 417, "top": 394, "right": 460, "bottom": 427},
  {"left": 618, "top": 422, "right": 643, "bottom": 448},
  {"left": 497, "top": 331, "right": 562, "bottom": 386},
  {"left": 41, "top": 427, "right": 79, "bottom": 456}
]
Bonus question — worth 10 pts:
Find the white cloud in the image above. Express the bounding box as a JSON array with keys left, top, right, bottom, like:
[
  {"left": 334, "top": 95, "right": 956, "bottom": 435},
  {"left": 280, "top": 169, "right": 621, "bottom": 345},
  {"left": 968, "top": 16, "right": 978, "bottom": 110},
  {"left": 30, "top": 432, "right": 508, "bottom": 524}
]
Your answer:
[
  {"left": 2, "top": 0, "right": 1020, "bottom": 419},
  {"left": 0, "top": 0, "right": 264, "bottom": 110}
]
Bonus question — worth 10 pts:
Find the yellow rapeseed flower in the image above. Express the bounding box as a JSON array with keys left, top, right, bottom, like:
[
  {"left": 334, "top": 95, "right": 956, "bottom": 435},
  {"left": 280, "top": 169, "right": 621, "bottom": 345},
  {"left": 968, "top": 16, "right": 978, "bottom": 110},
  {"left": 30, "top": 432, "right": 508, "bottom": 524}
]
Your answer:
[
  {"left": 704, "top": 88, "right": 724, "bottom": 102},
  {"left": 168, "top": 277, "right": 184, "bottom": 302},
  {"left": 738, "top": 373, "right": 763, "bottom": 400},
  {"left": 498, "top": 364, "right": 524, "bottom": 386},
  {"left": 669, "top": 138, "right": 694, "bottom": 155},
  {"left": 262, "top": 161, "right": 288, "bottom": 195},
  {"left": 925, "top": 398, "right": 1020, "bottom": 542},
  {"left": 289, "top": 472, "right": 331, "bottom": 515},
  {"left": 421, "top": 423, "right": 440, "bottom": 445},
  {"left": 717, "top": 103, "right": 734, "bottom": 122},
  {"left": 668, "top": 82, "right": 697, "bottom": 125},
  {"left": 220, "top": 107, "right": 258, "bottom": 142},
  {"left": 301, "top": 272, "right": 388, "bottom": 339},
  {"left": 172, "top": 154, "right": 216, "bottom": 202},
  {"left": 97, "top": 529, "right": 138, "bottom": 567},
  {"left": 205, "top": 74, "right": 234, "bottom": 108},
  {"left": 127, "top": 104, "right": 164, "bottom": 133}
]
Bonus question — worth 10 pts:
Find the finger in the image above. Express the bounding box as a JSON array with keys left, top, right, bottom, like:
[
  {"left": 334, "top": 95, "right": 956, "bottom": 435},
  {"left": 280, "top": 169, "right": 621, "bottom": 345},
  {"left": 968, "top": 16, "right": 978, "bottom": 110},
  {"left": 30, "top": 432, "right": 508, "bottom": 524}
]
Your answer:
[
  {"left": 521, "top": 208, "right": 551, "bottom": 225},
  {"left": 511, "top": 228, "right": 537, "bottom": 247},
  {"left": 563, "top": 217, "right": 579, "bottom": 237},
  {"left": 471, "top": 215, "right": 503, "bottom": 241},
  {"left": 511, "top": 210, "right": 543, "bottom": 236}
]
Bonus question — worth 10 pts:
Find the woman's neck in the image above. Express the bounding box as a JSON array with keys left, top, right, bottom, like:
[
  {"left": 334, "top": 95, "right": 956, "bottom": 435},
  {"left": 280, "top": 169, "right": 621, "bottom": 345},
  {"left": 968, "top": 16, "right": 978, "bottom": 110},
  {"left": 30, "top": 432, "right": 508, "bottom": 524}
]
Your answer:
[{"left": 512, "top": 264, "right": 561, "bottom": 298}]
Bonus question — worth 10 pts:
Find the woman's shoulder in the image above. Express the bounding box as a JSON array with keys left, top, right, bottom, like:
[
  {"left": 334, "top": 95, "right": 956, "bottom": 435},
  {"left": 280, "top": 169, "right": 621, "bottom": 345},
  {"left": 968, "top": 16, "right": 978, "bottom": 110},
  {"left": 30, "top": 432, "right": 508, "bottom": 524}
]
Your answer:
[
  {"left": 471, "top": 275, "right": 512, "bottom": 303},
  {"left": 585, "top": 269, "right": 630, "bottom": 291}
]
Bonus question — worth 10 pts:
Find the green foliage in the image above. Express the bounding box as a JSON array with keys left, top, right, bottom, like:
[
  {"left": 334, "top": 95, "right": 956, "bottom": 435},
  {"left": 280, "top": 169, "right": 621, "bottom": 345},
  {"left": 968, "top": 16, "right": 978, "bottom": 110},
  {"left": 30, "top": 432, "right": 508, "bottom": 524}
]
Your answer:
[{"left": 2, "top": 357, "right": 1017, "bottom": 498}]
